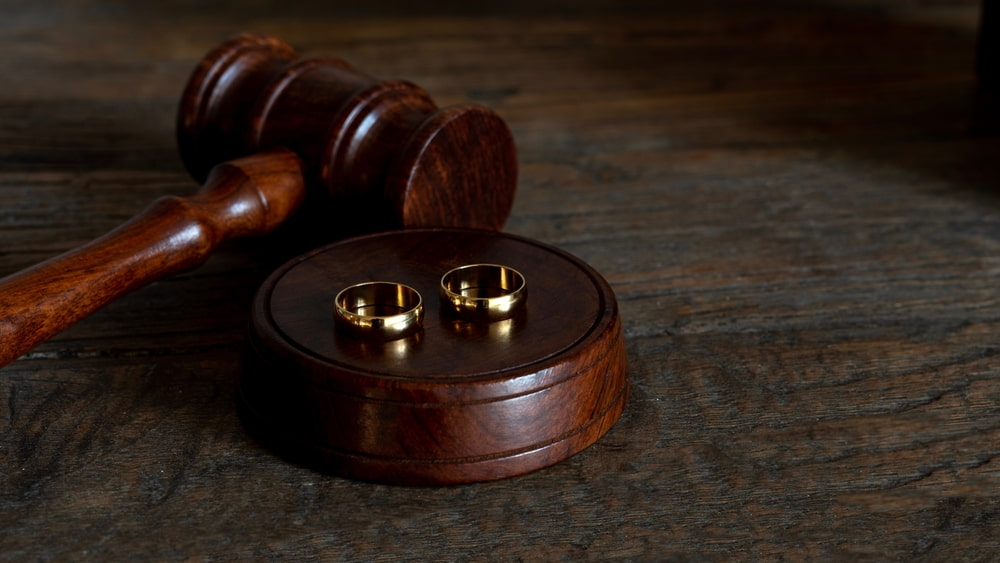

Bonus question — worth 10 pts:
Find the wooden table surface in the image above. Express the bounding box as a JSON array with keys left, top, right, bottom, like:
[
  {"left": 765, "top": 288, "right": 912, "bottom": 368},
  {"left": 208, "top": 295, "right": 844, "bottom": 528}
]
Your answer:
[{"left": 2, "top": 0, "right": 998, "bottom": 559}]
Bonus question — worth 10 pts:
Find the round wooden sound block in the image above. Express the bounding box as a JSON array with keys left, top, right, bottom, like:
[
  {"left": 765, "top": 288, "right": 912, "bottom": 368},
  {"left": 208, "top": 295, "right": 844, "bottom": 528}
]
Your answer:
[{"left": 240, "top": 228, "right": 629, "bottom": 485}]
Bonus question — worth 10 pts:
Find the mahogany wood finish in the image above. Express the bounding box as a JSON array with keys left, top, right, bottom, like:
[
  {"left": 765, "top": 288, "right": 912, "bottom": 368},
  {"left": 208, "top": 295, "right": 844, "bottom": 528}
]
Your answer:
[
  {"left": 0, "top": 35, "right": 517, "bottom": 368},
  {"left": 242, "top": 229, "right": 628, "bottom": 485},
  {"left": 4, "top": 0, "right": 1000, "bottom": 559},
  {"left": 178, "top": 33, "right": 518, "bottom": 232},
  {"left": 0, "top": 149, "right": 305, "bottom": 368}
]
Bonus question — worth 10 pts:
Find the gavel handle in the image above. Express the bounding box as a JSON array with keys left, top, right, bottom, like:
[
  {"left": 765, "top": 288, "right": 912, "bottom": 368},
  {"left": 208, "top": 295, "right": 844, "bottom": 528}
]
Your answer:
[{"left": 0, "top": 149, "right": 306, "bottom": 368}]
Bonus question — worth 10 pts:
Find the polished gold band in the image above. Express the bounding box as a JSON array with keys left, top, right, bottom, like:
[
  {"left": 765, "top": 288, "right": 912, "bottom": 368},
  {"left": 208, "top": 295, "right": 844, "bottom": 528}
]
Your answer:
[
  {"left": 440, "top": 264, "right": 526, "bottom": 322},
  {"left": 334, "top": 281, "right": 424, "bottom": 340}
]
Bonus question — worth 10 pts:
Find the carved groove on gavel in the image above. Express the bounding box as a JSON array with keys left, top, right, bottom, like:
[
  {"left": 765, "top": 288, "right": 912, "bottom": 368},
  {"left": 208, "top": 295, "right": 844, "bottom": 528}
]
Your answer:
[
  {"left": 0, "top": 33, "right": 518, "bottom": 369},
  {"left": 178, "top": 33, "right": 517, "bottom": 230}
]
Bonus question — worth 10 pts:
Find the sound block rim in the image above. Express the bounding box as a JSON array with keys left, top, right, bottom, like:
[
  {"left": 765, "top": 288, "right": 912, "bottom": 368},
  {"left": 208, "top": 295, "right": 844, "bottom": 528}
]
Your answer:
[{"left": 239, "top": 375, "right": 629, "bottom": 486}]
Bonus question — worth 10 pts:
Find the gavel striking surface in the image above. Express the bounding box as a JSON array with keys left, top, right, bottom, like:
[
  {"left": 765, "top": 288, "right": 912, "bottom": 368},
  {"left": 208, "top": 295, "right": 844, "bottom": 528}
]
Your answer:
[{"left": 242, "top": 229, "right": 629, "bottom": 485}]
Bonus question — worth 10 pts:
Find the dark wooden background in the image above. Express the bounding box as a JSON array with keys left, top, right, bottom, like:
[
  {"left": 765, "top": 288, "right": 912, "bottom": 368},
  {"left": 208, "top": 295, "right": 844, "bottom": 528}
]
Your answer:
[{"left": 2, "top": 0, "right": 999, "bottom": 559}]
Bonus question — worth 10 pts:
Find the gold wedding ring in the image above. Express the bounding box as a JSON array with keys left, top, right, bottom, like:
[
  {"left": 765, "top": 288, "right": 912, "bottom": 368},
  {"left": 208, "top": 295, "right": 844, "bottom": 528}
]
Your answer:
[
  {"left": 334, "top": 282, "right": 424, "bottom": 340},
  {"left": 440, "top": 264, "right": 526, "bottom": 322}
]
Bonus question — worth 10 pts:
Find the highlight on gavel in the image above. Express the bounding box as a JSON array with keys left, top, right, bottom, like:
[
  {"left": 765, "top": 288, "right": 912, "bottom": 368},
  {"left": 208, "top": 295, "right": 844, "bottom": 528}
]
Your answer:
[{"left": 0, "top": 33, "right": 518, "bottom": 368}]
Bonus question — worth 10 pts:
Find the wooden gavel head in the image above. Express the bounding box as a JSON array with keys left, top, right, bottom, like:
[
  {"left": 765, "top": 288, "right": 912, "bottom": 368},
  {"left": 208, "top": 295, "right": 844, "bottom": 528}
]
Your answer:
[{"left": 177, "top": 33, "right": 517, "bottom": 232}]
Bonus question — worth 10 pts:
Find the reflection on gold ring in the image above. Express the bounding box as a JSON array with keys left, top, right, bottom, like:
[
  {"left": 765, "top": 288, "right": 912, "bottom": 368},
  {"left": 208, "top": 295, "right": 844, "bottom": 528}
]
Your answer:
[
  {"left": 334, "top": 281, "right": 423, "bottom": 341},
  {"left": 440, "top": 264, "right": 526, "bottom": 322}
]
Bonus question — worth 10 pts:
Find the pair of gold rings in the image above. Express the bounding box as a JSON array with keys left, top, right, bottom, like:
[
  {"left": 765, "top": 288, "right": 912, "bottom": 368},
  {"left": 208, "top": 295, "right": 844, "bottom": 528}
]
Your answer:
[{"left": 334, "top": 264, "right": 526, "bottom": 341}]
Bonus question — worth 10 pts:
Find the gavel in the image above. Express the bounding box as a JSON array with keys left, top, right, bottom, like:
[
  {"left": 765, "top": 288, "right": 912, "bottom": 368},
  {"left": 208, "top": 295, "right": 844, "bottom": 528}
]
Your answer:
[{"left": 0, "top": 33, "right": 517, "bottom": 368}]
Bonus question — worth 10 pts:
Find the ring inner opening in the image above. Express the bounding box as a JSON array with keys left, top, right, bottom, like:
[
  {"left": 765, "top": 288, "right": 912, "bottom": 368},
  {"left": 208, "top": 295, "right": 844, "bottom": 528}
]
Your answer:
[
  {"left": 443, "top": 265, "right": 524, "bottom": 299},
  {"left": 339, "top": 283, "right": 420, "bottom": 317}
]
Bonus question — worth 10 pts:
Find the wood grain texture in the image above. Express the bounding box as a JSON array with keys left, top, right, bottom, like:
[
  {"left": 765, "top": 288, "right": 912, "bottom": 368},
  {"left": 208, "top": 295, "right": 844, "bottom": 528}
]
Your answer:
[
  {"left": 178, "top": 33, "right": 518, "bottom": 232},
  {"left": 243, "top": 229, "right": 628, "bottom": 485},
  {"left": 0, "top": 149, "right": 305, "bottom": 369},
  {"left": 0, "top": 28, "right": 521, "bottom": 370},
  {"left": 1, "top": 0, "right": 999, "bottom": 559}
]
